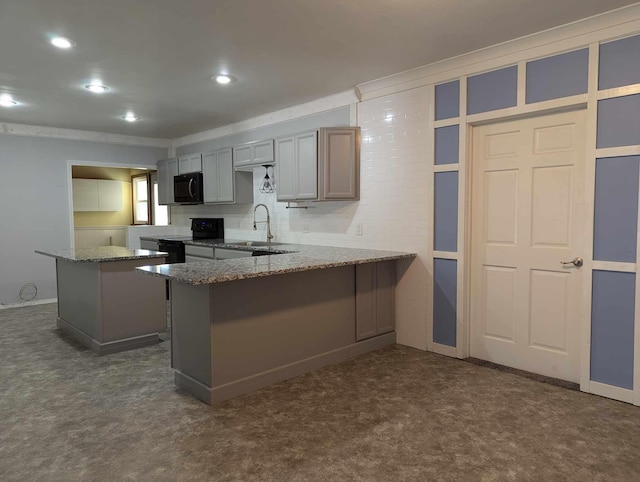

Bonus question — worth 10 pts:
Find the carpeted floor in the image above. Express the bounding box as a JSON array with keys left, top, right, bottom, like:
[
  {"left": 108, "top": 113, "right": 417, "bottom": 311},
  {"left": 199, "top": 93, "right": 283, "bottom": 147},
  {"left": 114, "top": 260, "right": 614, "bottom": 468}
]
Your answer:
[{"left": 1, "top": 303, "right": 639, "bottom": 481}]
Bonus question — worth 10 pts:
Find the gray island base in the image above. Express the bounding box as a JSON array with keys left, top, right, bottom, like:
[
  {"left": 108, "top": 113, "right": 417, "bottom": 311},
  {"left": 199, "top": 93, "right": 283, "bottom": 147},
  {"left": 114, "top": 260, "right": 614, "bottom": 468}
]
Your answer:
[
  {"left": 139, "top": 244, "right": 415, "bottom": 405},
  {"left": 37, "top": 247, "right": 168, "bottom": 355}
]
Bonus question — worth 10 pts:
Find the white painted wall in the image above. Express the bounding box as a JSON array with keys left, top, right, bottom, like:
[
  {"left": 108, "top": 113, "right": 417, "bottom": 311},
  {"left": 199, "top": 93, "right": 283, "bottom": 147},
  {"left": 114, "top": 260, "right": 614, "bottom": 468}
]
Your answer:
[
  {"left": 0, "top": 134, "right": 167, "bottom": 305},
  {"left": 171, "top": 88, "right": 430, "bottom": 349}
]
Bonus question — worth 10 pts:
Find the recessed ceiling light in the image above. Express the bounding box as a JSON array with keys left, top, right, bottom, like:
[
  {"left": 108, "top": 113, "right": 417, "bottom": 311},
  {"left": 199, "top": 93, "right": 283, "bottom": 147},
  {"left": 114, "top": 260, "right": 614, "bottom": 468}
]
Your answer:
[
  {"left": 84, "top": 83, "right": 109, "bottom": 94},
  {"left": 0, "top": 94, "right": 18, "bottom": 107},
  {"left": 214, "top": 74, "right": 235, "bottom": 85},
  {"left": 122, "top": 112, "right": 139, "bottom": 122},
  {"left": 51, "top": 37, "right": 74, "bottom": 49}
]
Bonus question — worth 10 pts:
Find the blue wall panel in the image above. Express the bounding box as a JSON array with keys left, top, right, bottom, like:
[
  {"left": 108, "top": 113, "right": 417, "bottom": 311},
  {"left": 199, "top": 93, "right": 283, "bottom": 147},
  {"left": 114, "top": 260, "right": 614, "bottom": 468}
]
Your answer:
[
  {"left": 593, "top": 156, "right": 639, "bottom": 263},
  {"left": 434, "top": 258, "right": 457, "bottom": 347},
  {"left": 591, "top": 270, "right": 635, "bottom": 389},
  {"left": 435, "top": 125, "right": 459, "bottom": 165},
  {"left": 599, "top": 34, "right": 640, "bottom": 90},
  {"left": 597, "top": 95, "right": 640, "bottom": 148},
  {"left": 434, "top": 171, "right": 458, "bottom": 252},
  {"left": 435, "top": 80, "right": 460, "bottom": 120},
  {"left": 467, "top": 66, "right": 518, "bottom": 115},
  {"left": 526, "top": 49, "right": 588, "bottom": 103}
]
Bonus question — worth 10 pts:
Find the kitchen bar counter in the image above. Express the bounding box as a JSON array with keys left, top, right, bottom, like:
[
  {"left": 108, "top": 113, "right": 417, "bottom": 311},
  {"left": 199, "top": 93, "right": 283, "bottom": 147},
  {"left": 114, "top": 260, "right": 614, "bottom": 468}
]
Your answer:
[
  {"left": 136, "top": 244, "right": 416, "bottom": 405},
  {"left": 37, "top": 246, "right": 168, "bottom": 355},
  {"left": 137, "top": 243, "right": 415, "bottom": 284}
]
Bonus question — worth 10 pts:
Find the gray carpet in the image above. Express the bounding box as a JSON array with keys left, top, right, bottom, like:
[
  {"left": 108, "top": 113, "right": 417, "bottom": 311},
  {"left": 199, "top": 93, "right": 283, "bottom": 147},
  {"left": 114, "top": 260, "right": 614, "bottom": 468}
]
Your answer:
[{"left": 1, "top": 303, "right": 639, "bottom": 481}]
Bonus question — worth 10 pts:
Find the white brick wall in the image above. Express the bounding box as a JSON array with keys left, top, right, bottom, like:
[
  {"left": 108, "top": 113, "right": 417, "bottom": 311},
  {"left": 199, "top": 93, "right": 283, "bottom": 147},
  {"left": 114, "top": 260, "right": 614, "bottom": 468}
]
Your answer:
[{"left": 172, "top": 86, "right": 430, "bottom": 349}]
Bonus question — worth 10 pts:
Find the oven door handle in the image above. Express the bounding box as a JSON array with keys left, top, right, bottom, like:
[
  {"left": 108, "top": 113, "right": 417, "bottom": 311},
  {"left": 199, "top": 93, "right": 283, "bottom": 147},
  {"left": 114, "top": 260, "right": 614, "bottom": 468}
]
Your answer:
[{"left": 188, "top": 178, "right": 195, "bottom": 199}]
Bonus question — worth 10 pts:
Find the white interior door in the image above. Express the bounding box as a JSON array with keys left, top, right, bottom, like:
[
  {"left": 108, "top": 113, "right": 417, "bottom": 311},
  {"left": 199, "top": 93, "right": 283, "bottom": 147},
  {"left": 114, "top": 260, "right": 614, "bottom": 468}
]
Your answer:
[{"left": 470, "top": 110, "right": 586, "bottom": 382}]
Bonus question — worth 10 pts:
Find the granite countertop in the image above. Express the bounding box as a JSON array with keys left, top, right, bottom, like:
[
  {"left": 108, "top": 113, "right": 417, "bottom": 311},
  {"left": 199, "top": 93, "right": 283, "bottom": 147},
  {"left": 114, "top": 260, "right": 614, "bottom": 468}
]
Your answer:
[
  {"left": 136, "top": 243, "right": 416, "bottom": 285},
  {"left": 36, "top": 246, "right": 169, "bottom": 263}
]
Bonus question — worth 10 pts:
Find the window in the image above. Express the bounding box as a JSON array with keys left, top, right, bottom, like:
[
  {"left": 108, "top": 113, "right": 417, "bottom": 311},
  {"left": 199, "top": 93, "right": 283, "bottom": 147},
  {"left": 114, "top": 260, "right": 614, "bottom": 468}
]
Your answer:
[
  {"left": 131, "top": 172, "right": 169, "bottom": 225},
  {"left": 132, "top": 174, "right": 149, "bottom": 224},
  {"left": 151, "top": 173, "right": 169, "bottom": 226}
]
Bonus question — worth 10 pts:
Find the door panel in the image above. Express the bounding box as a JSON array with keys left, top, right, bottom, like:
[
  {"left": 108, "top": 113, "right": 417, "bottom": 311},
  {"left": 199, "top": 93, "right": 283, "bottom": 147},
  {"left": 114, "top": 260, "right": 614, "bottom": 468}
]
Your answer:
[
  {"left": 471, "top": 110, "right": 586, "bottom": 383},
  {"left": 482, "top": 266, "right": 517, "bottom": 341},
  {"left": 484, "top": 170, "right": 518, "bottom": 245},
  {"left": 275, "top": 137, "right": 296, "bottom": 201}
]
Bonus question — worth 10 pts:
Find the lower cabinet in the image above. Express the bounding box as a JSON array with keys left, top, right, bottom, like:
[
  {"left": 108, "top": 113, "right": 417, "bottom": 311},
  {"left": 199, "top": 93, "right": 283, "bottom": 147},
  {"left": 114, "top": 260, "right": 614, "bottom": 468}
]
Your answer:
[
  {"left": 185, "top": 244, "right": 215, "bottom": 262},
  {"left": 355, "top": 261, "right": 395, "bottom": 341}
]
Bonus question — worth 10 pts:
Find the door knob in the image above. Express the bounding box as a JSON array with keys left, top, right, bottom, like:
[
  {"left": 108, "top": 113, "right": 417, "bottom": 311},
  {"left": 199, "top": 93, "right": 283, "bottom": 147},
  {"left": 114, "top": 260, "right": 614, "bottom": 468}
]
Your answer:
[{"left": 561, "top": 257, "right": 583, "bottom": 267}]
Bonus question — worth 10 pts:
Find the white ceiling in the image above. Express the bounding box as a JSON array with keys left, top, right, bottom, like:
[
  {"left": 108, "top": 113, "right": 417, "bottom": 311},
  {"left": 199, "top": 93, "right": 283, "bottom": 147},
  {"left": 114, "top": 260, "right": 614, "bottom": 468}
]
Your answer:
[{"left": 0, "top": 0, "right": 636, "bottom": 139}]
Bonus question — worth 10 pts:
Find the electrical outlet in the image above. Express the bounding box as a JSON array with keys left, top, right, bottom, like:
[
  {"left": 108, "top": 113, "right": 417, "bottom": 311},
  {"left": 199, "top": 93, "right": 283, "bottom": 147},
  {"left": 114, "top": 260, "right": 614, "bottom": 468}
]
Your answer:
[
  {"left": 356, "top": 223, "right": 363, "bottom": 236},
  {"left": 302, "top": 224, "right": 309, "bottom": 233}
]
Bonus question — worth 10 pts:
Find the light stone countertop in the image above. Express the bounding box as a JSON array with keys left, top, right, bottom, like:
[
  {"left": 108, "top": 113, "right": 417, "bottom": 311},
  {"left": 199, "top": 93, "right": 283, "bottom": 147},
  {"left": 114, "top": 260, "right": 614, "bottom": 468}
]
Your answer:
[
  {"left": 36, "top": 246, "right": 169, "bottom": 263},
  {"left": 136, "top": 243, "right": 416, "bottom": 285}
]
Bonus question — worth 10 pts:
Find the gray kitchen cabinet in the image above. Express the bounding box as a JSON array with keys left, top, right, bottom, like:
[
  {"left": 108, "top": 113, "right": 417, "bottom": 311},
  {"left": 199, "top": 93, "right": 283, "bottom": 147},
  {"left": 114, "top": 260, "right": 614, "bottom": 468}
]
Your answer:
[
  {"left": 355, "top": 261, "right": 395, "bottom": 341},
  {"left": 203, "top": 148, "right": 253, "bottom": 204},
  {"left": 185, "top": 244, "right": 215, "bottom": 262},
  {"left": 157, "top": 158, "right": 178, "bottom": 205},
  {"left": 233, "top": 139, "right": 274, "bottom": 171},
  {"left": 178, "top": 153, "right": 202, "bottom": 174},
  {"left": 275, "top": 127, "right": 359, "bottom": 202},
  {"left": 140, "top": 239, "right": 159, "bottom": 251}
]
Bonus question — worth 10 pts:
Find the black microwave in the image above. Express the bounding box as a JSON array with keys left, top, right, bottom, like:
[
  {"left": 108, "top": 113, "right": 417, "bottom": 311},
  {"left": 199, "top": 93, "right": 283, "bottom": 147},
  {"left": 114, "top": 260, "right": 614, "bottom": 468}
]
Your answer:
[{"left": 174, "top": 172, "right": 203, "bottom": 204}]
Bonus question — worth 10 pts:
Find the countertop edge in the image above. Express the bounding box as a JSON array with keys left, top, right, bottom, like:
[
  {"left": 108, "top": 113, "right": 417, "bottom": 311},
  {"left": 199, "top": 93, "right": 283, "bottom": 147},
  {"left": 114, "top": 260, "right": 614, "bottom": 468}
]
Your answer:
[
  {"left": 136, "top": 252, "right": 417, "bottom": 285},
  {"left": 35, "top": 250, "right": 169, "bottom": 263}
]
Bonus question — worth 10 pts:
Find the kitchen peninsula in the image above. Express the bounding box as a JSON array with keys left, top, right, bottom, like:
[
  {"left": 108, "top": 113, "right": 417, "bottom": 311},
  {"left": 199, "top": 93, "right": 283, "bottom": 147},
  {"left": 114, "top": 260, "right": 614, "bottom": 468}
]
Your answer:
[
  {"left": 36, "top": 246, "right": 168, "bottom": 355},
  {"left": 138, "top": 243, "right": 416, "bottom": 404}
]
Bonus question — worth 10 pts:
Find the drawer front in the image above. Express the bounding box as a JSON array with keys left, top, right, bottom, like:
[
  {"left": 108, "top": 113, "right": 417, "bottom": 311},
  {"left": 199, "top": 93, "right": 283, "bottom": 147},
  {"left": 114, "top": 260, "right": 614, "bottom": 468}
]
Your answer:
[
  {"left": 215, "top": 248, "right": 252, "bottom": 259},
  {"left": 184, "top": 244, "right": 215, "bottom": 259},
  {"left": 140, "top": 240, "right": 159, "bottom": 250}
]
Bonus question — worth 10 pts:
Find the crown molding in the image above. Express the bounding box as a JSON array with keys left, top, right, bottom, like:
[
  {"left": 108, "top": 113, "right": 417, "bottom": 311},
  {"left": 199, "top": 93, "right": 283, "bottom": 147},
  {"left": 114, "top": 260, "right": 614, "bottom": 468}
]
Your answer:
[
  {"left": 173, "top": 89, "right": 360, "bottom": 148},
  {"left": 0, "top": 122, "right": 171, "bottom": 149},
  {"left": 358, "top": 3, "right": 640, "bottom": 100}
]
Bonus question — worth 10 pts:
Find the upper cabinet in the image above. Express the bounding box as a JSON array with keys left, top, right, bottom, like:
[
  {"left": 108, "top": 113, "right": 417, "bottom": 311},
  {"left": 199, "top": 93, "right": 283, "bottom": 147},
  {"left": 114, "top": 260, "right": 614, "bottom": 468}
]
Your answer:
[
  {"left": 72, "top": 179, "right": 123, "bottom": 212},
  {"left": 178, "top": 153, "right": 202, "bottom": 174},
  {"left": 275, "top": 127, "right": 359, "bottom": 202},
  {"left": 157, "top": 158, "right": 178, "bottom": 205},
  {"left": 233, "top": 139, "right": 274, "bottom": 171},
  {"left": 202, "top": 148, "right": 253, "bottom": 204}
]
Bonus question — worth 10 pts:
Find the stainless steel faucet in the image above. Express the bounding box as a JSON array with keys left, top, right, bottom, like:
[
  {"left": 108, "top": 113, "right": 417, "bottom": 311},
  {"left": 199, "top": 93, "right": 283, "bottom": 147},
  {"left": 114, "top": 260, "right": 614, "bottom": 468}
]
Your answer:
[{"left": 253, "top": 204, "right": 274, "bottom": 249}]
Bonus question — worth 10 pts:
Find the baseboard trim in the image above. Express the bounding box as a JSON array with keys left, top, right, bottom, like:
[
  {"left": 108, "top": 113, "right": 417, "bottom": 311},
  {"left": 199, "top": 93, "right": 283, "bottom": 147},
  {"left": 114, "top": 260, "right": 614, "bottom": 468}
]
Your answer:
[
  {"left": 57, "top": 317, "right": 159, "bottom": 355},
  {"left": 176, "top": 332, "right": 396, "bottom": 405},
  {"left": 588, "top": 381, "right": 634, "bottom": 404},
  {"left": 0, "top": 298, "right": 57, "bottom": 309}
]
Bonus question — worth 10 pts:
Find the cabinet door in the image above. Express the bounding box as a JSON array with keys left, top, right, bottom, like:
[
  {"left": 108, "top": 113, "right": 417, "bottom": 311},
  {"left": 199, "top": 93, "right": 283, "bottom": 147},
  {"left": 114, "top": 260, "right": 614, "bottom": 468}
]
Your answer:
[
  {"left": 253, "top": 140, "right": 274, "bottom": 165},
  {"left": 72, "top": 179, "right": 99, "bottom": 211},
  {"left": 355, "top": 262, "right": 395, "bottom": 340},
  {"left": 217, "top": 148, "right": 235, "bottom": 202},
  {"left": 319, "top": 128, "right": 358, "bottom": 200},
  {"left": 275, "top": 136, "right": 297, "bottom": 201},
  {"left": 166, "top": 158, "right": 178, "bottom": 204},
  {"left": 178, "top": 153, "right": 202, "bottom": 174},
  {"left": 233, "top": 144, "right": 253, "bottom": 168},
  {"left": 296, "top": 131, "right": 318, "bottom": 200},
  {"left": 202, "top": 152, "right": 219, "bottom": 203},
  {"left": 375, "top": 261, "right": 395, "bottom": 334},
  {"left": 355, "top": 264, "right": 377, "bottom": 341},
  {"left": 97, "top": 180, "right": 123, "bottom": 211},
  {"left": 157, "top": 160, "right": 169, "bottom": 205}
]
